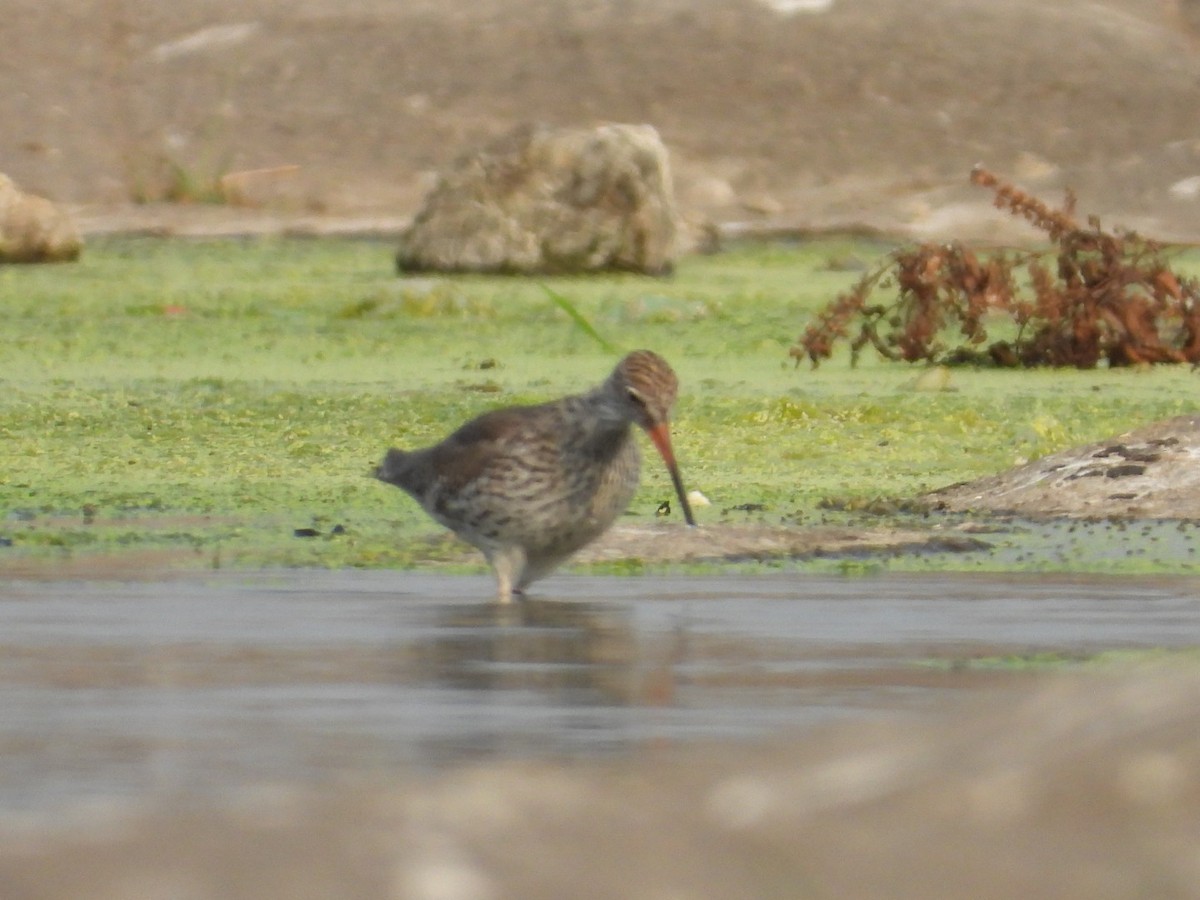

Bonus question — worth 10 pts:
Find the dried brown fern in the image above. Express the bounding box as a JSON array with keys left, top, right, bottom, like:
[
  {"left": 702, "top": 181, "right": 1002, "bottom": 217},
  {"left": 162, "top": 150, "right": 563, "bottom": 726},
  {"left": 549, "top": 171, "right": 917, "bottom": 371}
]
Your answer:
[{"left": 792, "top": 167, "right": 1200, "bottom": 368}]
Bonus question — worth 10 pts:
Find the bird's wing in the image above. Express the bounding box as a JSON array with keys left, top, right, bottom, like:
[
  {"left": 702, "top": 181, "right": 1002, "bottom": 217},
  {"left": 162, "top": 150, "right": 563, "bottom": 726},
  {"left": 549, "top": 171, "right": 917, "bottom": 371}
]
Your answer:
[{"left": 427, "top": 403, "right": 558, "bottom": 492}]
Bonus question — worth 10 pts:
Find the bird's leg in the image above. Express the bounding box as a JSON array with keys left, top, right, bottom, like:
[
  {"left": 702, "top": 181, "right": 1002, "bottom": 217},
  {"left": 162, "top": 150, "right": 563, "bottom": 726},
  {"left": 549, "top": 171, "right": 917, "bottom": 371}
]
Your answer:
[{"left": 488, "top": 546, "right": 527, "bottom": 604}]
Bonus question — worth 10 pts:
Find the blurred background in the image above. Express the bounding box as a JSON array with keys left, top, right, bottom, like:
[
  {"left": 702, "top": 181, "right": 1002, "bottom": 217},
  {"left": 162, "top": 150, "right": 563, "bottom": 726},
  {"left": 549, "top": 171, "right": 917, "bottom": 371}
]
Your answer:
[{"left": 5, "top": 0, "right": 1200, "bottom": 239}]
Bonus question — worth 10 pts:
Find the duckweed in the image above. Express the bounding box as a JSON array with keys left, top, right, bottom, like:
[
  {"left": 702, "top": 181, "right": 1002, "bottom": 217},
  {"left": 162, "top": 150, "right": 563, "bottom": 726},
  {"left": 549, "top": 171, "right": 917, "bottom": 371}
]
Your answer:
[{"left": 3, "top": 235, "right": 1200, "bottom": 573}]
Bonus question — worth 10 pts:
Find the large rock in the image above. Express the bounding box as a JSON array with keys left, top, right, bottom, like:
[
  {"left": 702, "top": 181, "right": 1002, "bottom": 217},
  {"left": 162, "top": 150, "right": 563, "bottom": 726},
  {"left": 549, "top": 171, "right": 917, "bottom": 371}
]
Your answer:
[
  {"left": 924, "top": 414, "right": 1200, "bottom": 518},
  {"left": 0, "top": 173, "right": 81, "bottom": 263},
  {"left": 396, "top": 123, "right": 679, "bottom": 275}
]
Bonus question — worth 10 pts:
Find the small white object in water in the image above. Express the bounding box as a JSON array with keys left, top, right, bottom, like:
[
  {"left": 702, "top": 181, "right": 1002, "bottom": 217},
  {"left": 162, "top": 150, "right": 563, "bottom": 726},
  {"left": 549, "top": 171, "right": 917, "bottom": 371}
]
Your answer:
[
  {"left": 1169, "top": 175, "right": 1200, "bottom": 199},
  {"left": 152, "top": 23, "right": 261, "bottom": 63},
  {"left": 756, "top": 0, "right": 835, "bottom": 14}
]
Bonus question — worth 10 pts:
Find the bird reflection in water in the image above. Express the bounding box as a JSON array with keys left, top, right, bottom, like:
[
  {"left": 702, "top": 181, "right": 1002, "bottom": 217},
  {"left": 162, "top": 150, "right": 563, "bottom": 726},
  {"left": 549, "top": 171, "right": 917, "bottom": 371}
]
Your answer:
[{"left": 427, "top": 598, "right": 674, "bottom": 708}]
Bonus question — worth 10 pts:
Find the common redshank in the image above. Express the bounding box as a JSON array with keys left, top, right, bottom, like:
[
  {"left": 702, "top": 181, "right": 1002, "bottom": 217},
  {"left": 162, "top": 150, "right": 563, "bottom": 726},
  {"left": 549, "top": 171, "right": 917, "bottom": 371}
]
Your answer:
[{"left": 376, "top": 350, "right": 696, "bottom": 602}]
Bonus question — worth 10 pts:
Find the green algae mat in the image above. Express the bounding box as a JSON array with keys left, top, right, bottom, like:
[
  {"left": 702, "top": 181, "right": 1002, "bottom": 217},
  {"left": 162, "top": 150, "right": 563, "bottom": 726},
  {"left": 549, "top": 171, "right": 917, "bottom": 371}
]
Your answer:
[{"left": 4, "top": 235, "right": 1200, "bottom": 575}]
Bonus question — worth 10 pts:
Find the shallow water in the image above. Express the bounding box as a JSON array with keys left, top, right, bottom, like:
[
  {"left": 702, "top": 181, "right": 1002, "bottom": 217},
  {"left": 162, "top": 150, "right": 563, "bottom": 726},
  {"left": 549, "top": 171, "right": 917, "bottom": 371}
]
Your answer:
[{"left": 0, "top": 570, "right": 1198, "bottom": 812}]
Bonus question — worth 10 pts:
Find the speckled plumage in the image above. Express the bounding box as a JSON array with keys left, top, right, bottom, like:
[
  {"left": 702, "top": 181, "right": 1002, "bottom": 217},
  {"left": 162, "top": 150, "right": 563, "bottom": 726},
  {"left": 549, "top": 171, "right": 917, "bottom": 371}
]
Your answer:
[{"left": 376, "top": 350, "right": 694, "bottom": 601}]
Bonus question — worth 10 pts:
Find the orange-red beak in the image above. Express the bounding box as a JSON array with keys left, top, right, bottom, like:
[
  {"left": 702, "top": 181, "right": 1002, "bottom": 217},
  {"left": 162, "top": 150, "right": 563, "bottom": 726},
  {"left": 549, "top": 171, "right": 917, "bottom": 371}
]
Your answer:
[{"left": 646, "top": 421, "right": 697, "bottom": 527}]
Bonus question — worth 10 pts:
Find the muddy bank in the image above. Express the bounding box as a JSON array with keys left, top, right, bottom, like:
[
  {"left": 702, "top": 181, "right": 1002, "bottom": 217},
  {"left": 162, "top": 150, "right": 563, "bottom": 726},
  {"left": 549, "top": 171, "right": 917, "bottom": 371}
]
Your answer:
[
  {"left": 0, "top": 520, "right": 992, "bottom": 582},
  {"left": 578, "top": 521, "right": 988, "bottom": 564}
]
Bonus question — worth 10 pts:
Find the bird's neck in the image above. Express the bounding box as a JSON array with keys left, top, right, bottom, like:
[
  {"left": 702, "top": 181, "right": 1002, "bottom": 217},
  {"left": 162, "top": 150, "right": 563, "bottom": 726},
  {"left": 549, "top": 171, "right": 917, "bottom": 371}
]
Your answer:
[
  {"left": 562, "top": 386, "right": 635, "bottom": 457},
  {"left": 572, "top": 383, "right": 628, "bottom": 428}
]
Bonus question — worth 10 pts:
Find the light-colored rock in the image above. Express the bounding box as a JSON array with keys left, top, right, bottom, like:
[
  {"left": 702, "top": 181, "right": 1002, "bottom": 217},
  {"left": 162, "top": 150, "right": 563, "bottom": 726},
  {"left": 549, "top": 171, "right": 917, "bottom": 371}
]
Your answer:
[
  {"left": 925, "top": 414, "right": 1200, "bottom": 518},
  {"left": 396, "top": 123, "right": 679, "bottom": 275},
  {"left": 0, "top": 174, "right": 81, "bottom": 263}
]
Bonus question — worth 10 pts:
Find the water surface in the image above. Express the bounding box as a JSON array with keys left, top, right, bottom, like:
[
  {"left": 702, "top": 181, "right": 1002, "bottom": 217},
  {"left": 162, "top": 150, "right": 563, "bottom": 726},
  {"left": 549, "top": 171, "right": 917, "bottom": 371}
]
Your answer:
[{"left": 1, "top": 570, "right": 1197, "bottom": 811}]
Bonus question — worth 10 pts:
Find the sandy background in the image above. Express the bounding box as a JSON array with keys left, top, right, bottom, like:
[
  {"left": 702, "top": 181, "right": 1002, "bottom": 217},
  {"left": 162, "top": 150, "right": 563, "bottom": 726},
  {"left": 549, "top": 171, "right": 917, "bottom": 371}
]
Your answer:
[{"left": 6, "top": 0, "right": 1200, "bottom": 240}]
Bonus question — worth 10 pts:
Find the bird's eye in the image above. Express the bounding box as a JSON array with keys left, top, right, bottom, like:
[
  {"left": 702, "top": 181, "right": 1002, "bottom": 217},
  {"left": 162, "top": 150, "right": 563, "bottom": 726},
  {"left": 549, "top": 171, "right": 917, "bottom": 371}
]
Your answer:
[{"left": 627, "top": 388, "right": 647, "bottom": 407}]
